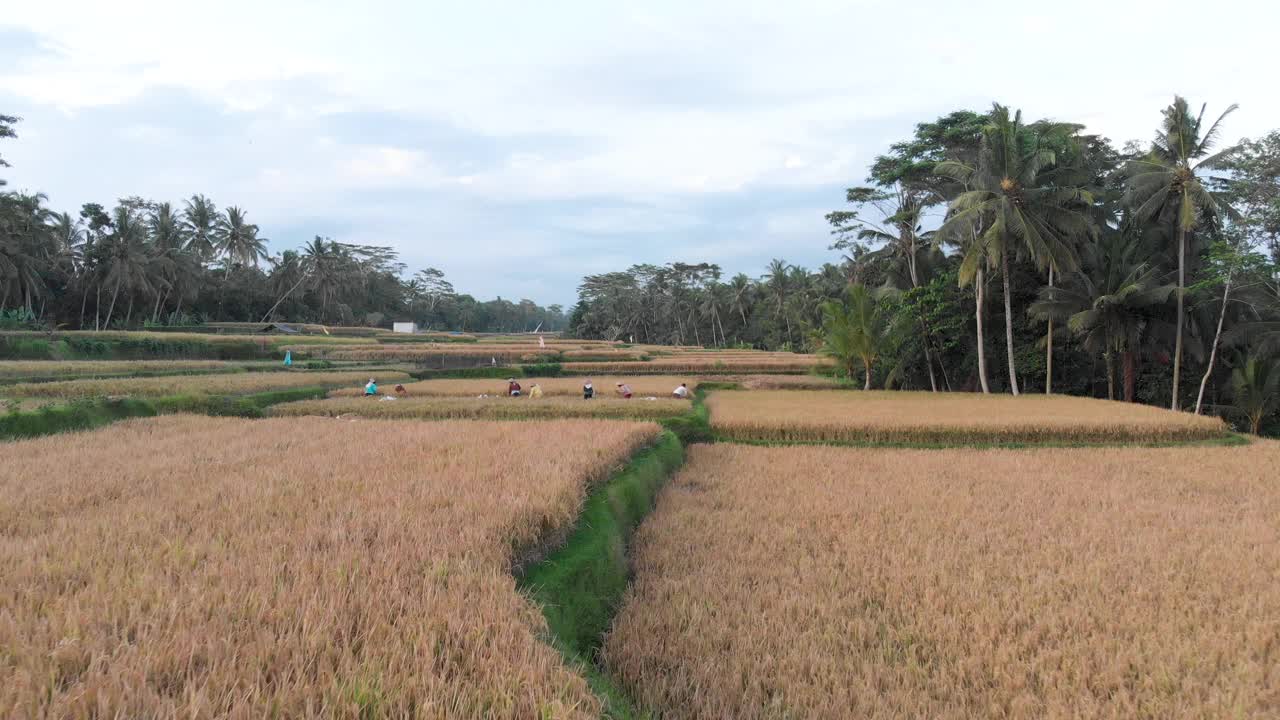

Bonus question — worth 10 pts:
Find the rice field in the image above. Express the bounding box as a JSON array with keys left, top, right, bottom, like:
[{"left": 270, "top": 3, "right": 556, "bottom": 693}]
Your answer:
[
  {"left": 605, "top": 442, "right": 1280, "bottom": 720},
  {"left": 293, "top": 345, "right": 557, "bottom": 363},
  {"left": 271, "top": 395, "right": 690, "bottom": 421},
  {"left": 0, "top": 360, "right": 235, "bottom": 381},
  {"left": 707, "top": 390, "right": 1230, "bottom": 444},
  {"left": 0, "top": 370, "right": 410, "bottom": 399},
  {"left": 0, "top": 330, "right": 366, "bottom": 347},
  {"left": 329, "top": 376, "right": 699, "bottom": 398},
  {"left": 0, "top": 415, "right": 658, "bottom": 717},
  {"left": 561, "top": 357, "right": 827, "bottom": 374}
]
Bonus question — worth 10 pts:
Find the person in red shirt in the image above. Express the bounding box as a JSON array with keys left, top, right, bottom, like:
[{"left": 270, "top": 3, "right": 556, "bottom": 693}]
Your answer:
[
  {"left": 615, "top": 382, "right": 633, "bottom": 399},
  {"left": 507, "top": 378, "right": 522, "bottom": 397}
]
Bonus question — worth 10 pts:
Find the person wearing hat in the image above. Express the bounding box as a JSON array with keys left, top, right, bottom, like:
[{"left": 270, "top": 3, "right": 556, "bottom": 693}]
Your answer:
[
  {"left": 615, "top": 382, "right": 633, "bottom": 399},
  {"left": 507, "top": 378, "right": 522, "bottom": 397},
  {"left": 364, "top": 378, "right": 378, "bottom": 396},
  {"left": 582, "top": 379, "right": 595, "bottom": 399}
]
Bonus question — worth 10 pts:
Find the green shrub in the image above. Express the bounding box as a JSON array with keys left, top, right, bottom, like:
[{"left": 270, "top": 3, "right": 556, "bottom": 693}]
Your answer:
[
  {"left": 0, "top": 397, "right": 157, "bottom": 440},
  {"left": 409, "top": 366, "right": 521, "bottom": 380},
  {"left": 520, "top": 362, "right": 563, "bottom": 377}
]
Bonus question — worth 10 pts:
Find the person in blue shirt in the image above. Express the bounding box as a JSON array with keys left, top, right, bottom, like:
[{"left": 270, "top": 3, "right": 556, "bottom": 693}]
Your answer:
[{"left": 364, "top": 378, "right": 378, "bottom": 396}]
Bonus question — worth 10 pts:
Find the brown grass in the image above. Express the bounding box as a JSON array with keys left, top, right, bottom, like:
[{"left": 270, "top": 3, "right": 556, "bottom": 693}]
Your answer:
[
  {"left": 271, "top": 395, "right": 690, "bottom": 421},
  {"left": 606, "top": 442, "right": 1280, "bottom": 720},
  {"left": 0, "top": 415, "right": 658, "bottom": 717},
  {"left": 0, "top": 360, "right": 233, "bottom": 381},
  {"left": 707, "top": 390, "right": 1230, "bottom": 444},
  {"left": 329, "top": 376, "right": 699, "bottom": 398},
  {"left": 1, "top": 370, "right": 410, "bottom": 399}
]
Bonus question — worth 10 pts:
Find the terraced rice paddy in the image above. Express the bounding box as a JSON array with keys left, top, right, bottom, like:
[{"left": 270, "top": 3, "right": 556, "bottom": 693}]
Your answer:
[
  {"left": 0, "top": 370, "right": 410, "bottom": 399},
  {"left": 329, "top": 376, "right": 699, "bottom": 398},
  {"left": 0, "top": 416, "right": 658, "bottom": 717},
  {"left": 706, "top": 390, "right": 1230, "bottom": 444},
  {"left": 605, "top": 442, "right": 1280, "bottom": 720},
  {"left": 0, "top": 360, "right": 235, "bottom": 381},
  {"left": 562, "top": 357, "right": 826, "bottom": 374},
  {"left": 271, "top": 395, "right": 689, "bottom": 421}
]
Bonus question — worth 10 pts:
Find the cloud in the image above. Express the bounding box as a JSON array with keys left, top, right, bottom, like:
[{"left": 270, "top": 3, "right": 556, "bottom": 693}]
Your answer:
[{"left": 2, "top": 0, "right": 1278, "bottom": 307}]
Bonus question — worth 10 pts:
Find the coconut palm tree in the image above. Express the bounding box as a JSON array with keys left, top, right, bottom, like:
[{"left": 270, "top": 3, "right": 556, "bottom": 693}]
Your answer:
[
  {"left": 1030, "top": 231, "right": 1174, "bottom": 401},
  {"left": 819, "top": 284, "right": 896, "bottom": 390},
  {"left": 937, "top": 103, "right": 1091, "bottom": 395},
  {"left": 216, "top": 206, "right": 268, "bottom": 272},
  {"left": 1124, "top": 96, "right": 1239, "bottom": 410},
  {"left": 99, "top": 207, "right": 158, "bottom": 328},
  {"left": 180, "top": 194, "right": 219, "bottom": 262},
  {"left": 763, "top": 259, "right": 793, "bottom": 346}
]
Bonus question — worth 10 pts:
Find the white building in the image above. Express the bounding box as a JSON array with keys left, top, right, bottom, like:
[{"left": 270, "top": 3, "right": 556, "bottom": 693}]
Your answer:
[{"left": 392, "top": 322, "right": 418, "bottom": 334}]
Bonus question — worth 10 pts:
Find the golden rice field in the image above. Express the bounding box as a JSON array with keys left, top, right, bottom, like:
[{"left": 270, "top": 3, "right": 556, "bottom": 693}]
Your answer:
[
  {"left": 0, "top": 330, "right": 366, "bottom": 346},
  {"left": 271, "top": 395, "right": 689, "bottom": 421},
  {"left": 0, "top": 370, "right": 410, "bottom": 399},
  {"left": 605, "top": 442, "right": 1280, "bottom": 720},
  {"left": 707, "top": 390, "right": 1230, "bottom": 444},
  {"left": 561, "top": 357, "right": 827, "bottom": 375},
  {"left": 0, "top": 415, "right": 658, "bottom": 718},
  {"left": 292, "top": 345, "right": 557, "bottom": 363},
  {"left": 329, "top": 376, "right": 699, "bottom": 398},
  {"left": 0, "top": 359, "right": 234, "bottom": 381}
]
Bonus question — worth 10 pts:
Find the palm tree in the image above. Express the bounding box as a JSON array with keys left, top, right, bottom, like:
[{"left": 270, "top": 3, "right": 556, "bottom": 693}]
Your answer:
[
  {"left": 727, "top": 273, "right": 753, "bottom": 339},
  {"left": 1030, "top": 231, "right": 1174, "bottom": 401},
  {"left": 99, "top": 207, "right": 158, "bottom": 328},
  {"left": 216, "top": 206, "right": 268, "bottom": 272},
  {"left": 937, "top": 103, "right": 1091, "bottom": 395},
  {"left": 819, "top": 284, "right": 892, "bottom": 390},
  {"left": 763, "top": 259, "right": 793, "bottom": 347},
  {"left": 0, "top": 192, "right": 56, "bottom": 315},
  {"left": 1124, "top": 96, "right": 1239, "bottom": 410},
  {"left": 180, "top": 194, "right": 219, "bottom": 262},
  {"left": 1227, "top": 354, "right": 1279, "bottom": 434}
]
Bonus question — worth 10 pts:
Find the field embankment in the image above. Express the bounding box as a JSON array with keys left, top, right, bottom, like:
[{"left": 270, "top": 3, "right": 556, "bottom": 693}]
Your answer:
[
  {"left": 271, "top": 395, "right": 689, "bottom": 421},
  {"left": 0, "top": 370, "right": 408, "bottom": 399},
  {"left": 0, "top": 416, "right": 658, "bottom": 717},
  {"left": 606, "top": 442, "right": 1280, "bottom": 719},
  {"left": 707, "top": 390, "right": 1230, "bottom": 445}
]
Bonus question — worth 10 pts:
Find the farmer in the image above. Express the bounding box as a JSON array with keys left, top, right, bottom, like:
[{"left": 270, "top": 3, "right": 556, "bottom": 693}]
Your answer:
[
  {"left": 364, "top": 378, "right": 378, "bottom": 396},
  {"left": 583, "top": 379, "right": 595, "bottom": 399},
  {"left": 394, "top": 383, "right": 408, "bottom": 397},
  {"left": 507, "top": 378, "right": 522, "bottom": 397},
  {"left": 615, "top": 382, "right": 633, "bottom": 399},
  {"left": 528, "top": 383, "right": 543, "bottom": 399},
  {"left": 672, "top": 382, "right": 690, "bottom": 399}
]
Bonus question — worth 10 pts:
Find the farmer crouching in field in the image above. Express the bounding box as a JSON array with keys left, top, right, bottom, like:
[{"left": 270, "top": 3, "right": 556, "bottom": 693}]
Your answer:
[
  {"left": 394, "top": 384, "right": 408, "bottom": 397},
  {"left": 528, "top": 383, "right": 543, "bottom": 399},
  {"left": 364, "top": 378, "right": 378, "bottom": 396},
  {"left": 583, "top": 379, "right": 594, "bottom": 399},
  {"left": 672, "top": 383, "right": 690, "bottom": 399},
  {"left": 615, "top": 382, "right": 633, "bottom": 399},
  {"left": 507, "top": 378, "right": 522, "bottom": 397}
]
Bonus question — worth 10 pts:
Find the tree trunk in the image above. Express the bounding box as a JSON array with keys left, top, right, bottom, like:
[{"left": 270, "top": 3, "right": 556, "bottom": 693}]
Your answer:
[
  {"left": 863, "top": 358, "right": 873, "bottom": 391},
  {"left": 79, "top": 286, "right": 89, "bottom": 330},
  {"left": 975, "top": 266, "right": 990, "bottom": 394},
  {"left": 95, "top": 283, "right": 102, "bottom": 331},
  {"left": 1172, "top": 225, "right": 1186, "bottom": 410},
  {"left": 261, "top": 273, "right": 310, "bottom": 323},
  {"left": 923, "top": 341, "right": 938, "bottom": 392},
  {"left": 152, "top": 288, "right": 166, "bottom": 324},
  {"left": 1045, "top": 266, "right": 1054, "bottom": 395},
  {"left": 1001, "top": 252, "right": 1019, "bottom": 395},
  {"left": 1122, "top": 350, "right": 1137, "bottom": 403},
  {"left": 125, "top": 294, "right": 135, "bottom": 328},
  {"left": 1195, "top": 272, "right": 1232, "bottom": 415},
  {"left": 1105, "top": 352, "right": 1115, "bottom": 401},
  {"left": 103, "top": 276, "right": 122, "bottom": 329}
]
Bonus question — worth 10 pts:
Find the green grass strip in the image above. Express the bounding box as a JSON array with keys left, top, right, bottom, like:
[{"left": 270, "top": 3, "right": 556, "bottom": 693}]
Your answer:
[
  {"left": 1, "top": 386, "right": 329, "bottom": 441},
  {"left": 517, "top": 430, "right": 684, "bottom": 719}
]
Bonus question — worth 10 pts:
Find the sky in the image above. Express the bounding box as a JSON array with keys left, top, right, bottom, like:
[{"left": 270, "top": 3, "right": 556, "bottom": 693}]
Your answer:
[{"left": 2, "top": 0, "right": 1277, "bottom": 307}]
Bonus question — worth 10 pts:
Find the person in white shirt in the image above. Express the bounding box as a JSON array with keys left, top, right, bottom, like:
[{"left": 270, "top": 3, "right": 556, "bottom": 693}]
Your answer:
[{"left": 672, "top": 383, "right": 690, "bottom": 399}]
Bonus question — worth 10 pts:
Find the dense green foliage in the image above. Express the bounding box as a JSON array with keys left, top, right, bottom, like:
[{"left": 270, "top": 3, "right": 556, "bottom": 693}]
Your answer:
[
  {"left": 0, "top": 118, "right": 565, "bottom": 334},
  {"left": 568, "top": 99, "right": 1280, "bottom": 430}
]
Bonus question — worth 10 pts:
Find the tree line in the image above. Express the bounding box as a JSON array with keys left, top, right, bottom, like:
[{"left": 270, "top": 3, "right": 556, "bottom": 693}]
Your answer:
[
  {"left": 568, "top": 98, "right": 1280, "bottom": 429},
  {"left": 0, "top": 114, "right": 567, "bottom": 334}
]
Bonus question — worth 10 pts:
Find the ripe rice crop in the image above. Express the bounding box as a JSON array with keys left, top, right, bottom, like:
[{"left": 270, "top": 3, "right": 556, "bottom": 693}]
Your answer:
[
  {"left": 724, "top": 374, "right": 843, "bottom": 390},
  {"left": 606, "top": 442, "right": 1280, "bottom": 719},
  {"left": 0, "top": 415, "right": 658, "bottom": 717},
  {"left": 562, "top": 357, "right": 827, "bottom": 375},
  {"left": 0, "top": 360, "right": 234, "bottom": 381},
  {"left": 707, "top": 390, "right": 1229, "bottom": 444},
  {"left": 329, "top": 376, "right": 700, "bottom": 398},
  {"left": 271, "top": 395, "right": 689, "bottom": 421},
  {"left": 1, "top": 370, "right": 409, "bottom": 399},
  {"left": 0, "top": 330, "right": 365, "bottom": 346},
  {"left": 294, "top": 344, "right": 557, "bottom": 363}
]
